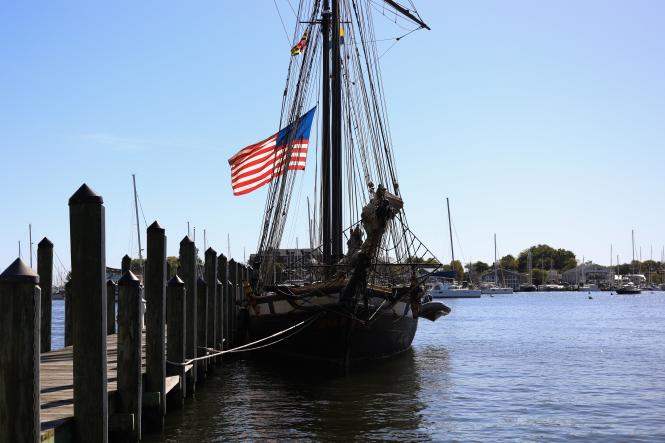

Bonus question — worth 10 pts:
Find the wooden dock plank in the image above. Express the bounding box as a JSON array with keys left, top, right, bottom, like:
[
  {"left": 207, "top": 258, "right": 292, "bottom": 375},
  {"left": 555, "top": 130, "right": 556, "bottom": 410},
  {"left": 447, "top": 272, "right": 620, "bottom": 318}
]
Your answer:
[{"left": 39, "top": 333, "right": 154, "bottom": 435}]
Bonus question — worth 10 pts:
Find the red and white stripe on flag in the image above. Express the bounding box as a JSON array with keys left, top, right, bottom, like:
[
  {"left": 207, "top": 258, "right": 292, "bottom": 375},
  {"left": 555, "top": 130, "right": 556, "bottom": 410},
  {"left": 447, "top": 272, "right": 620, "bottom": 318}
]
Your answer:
[{"left": 228, "top": 134, "right": 308, "bottom": 196}]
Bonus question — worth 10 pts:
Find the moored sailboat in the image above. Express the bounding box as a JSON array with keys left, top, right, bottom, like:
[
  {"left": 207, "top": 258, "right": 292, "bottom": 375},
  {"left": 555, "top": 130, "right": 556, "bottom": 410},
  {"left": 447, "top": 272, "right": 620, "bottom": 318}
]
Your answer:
[{"left": 230, "top": 0, "right": 447, "bottom": 367}]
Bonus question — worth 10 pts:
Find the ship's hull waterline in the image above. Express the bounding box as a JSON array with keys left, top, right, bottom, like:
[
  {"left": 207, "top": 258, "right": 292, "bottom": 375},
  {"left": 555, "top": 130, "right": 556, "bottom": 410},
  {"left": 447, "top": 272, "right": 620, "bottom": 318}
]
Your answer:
[{"left": 247, "top": 289, "right": 418, "bottom": 367}]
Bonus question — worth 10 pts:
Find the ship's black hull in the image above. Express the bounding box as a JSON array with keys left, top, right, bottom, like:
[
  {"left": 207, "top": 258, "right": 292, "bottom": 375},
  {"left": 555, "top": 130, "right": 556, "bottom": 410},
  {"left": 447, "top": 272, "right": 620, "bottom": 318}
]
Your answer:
[{"left": 247, "top": 303, "right": 418, "bottom": 367}]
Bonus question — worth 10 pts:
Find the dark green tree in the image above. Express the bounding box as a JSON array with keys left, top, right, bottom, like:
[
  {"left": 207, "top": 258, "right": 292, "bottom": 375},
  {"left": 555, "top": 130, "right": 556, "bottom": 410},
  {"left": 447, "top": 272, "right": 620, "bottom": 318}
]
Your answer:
[
  {"left": 451, "top": 260, "right": 465, "bottom": 281},
  {"left": 517, "top": 245, "right": 576, "bottom": 272},
  {"left": 470, "top": 261, "right": 490, "bottom": 275},
  {"left": 499, "top": 254, "right": 518, "bottom": 271}
]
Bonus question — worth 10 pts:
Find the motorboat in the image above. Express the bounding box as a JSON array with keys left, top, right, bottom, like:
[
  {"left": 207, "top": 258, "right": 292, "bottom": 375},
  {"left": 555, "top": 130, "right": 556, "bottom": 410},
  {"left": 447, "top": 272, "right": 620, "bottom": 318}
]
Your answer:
[
  {"left": 616, "top": 282, "right": 641, "bottom": 295},
  {"left": 427, "top": 282, "right": 482, "bottom": 299}
]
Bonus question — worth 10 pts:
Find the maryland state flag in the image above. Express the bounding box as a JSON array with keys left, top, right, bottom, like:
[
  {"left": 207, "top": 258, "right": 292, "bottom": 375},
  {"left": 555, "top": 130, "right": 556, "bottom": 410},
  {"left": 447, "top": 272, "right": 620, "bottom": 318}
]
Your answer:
[{"left": 291, "top": 30, "right": 309, "bottom": 56}]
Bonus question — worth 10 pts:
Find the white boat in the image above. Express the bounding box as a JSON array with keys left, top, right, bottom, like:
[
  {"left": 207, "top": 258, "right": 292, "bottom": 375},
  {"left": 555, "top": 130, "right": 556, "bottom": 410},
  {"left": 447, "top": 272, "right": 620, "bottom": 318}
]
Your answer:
[
  {"left": 428, "top": 282, "right": 482, "bottom": 299},
  {"left": 480, "top": 284, "right": 513, "bottom": 295}
]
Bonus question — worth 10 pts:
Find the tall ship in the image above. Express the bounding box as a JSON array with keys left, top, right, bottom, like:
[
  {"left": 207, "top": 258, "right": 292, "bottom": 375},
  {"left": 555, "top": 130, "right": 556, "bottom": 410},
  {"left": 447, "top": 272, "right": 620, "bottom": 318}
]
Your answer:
[{"left": 230, "top": 0, "right": 448, "bottom": 367}]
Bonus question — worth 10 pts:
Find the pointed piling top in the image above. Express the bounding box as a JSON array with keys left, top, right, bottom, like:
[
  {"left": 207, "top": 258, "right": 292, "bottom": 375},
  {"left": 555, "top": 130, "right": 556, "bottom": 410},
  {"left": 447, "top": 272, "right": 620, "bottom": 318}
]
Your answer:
[
  {"left": 197, "top": 276, "right": 207, "bottom": 286},
  {"left": 218, "top": 253, "right": 227, "bottom": 261},
  {"left": 180, "top": 235, "right": 194, "bottom": 245},
  {"left": 205, "top": 246, "right": 217, "bottom": 255},
  {"left": 168, "top": 275, "right": 185, "bottom": 287},
  {"left": 118, "top": 270, "right": 140, "bottom": 285},
  {"left": 148, "top": 221, "right": 165, "bottom": 232},
  {"left": 68, "top": 183, "right": 103, "bottom": 205},
  {"left": 38, "top": 237, "right": 53, "bottom": 248},
  {"left": 0, "top": 258, "right": 39, "bottom": 284},
  {"left": 229, "top": 258, "right": 236, "bottom": 265},
  {"left": 106, "top": 279, "right": 117, "bottom": 286},
  {"left": 122, "top": 254, "right": 132, "bottom": 261}
]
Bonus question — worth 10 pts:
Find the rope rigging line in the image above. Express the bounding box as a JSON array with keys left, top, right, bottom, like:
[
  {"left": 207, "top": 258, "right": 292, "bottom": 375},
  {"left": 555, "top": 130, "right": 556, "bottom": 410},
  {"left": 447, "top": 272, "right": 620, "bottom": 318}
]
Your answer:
[
  {"left": 274, "top": 0, "right": 293, "bottom": 45},
  {"left": 166, "top": 312, "right": 324, "bottom": 367}
]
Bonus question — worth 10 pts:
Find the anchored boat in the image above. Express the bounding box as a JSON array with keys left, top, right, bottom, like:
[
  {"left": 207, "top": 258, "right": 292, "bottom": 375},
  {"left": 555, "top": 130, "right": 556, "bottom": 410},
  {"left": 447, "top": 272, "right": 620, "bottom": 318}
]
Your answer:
[{"left": 230, "top": 0, "right": 446, "bottom": 367}]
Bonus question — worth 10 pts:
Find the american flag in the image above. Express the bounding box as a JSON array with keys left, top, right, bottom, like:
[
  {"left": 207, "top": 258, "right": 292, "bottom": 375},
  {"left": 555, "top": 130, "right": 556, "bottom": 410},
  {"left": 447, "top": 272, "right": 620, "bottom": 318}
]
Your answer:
[{"left": 228, "top": 107, "right": 316, "bottom": 196}]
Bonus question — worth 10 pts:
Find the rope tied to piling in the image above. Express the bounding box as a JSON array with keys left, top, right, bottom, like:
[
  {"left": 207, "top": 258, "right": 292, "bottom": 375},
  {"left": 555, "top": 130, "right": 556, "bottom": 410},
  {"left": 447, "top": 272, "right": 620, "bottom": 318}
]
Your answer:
[{"left": 166, "top": 311, "right": 324, "bottom": 367}]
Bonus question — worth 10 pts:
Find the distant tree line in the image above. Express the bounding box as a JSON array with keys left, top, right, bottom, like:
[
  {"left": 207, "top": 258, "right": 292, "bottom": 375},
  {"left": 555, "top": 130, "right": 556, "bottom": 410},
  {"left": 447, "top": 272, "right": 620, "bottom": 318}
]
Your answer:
[{"left": 463, "top": 244, "right": 665, "bottom": 285}]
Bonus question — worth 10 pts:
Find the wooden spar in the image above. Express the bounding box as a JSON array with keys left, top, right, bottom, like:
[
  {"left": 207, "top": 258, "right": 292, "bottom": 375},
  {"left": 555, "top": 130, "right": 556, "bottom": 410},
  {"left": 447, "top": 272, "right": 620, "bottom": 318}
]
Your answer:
[{"left": 380, "top": 0, "right": 431, "bottom": 30}]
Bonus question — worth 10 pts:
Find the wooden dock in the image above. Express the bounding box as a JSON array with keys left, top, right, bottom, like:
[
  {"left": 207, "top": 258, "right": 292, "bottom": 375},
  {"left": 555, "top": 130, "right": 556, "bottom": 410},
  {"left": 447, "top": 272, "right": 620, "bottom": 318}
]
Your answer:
[
  {"left": 0, "top": 183, "right": 246, "bottom": 443},
  {"left": 39, "top": 334, "right": 189, "bottom": 441}
]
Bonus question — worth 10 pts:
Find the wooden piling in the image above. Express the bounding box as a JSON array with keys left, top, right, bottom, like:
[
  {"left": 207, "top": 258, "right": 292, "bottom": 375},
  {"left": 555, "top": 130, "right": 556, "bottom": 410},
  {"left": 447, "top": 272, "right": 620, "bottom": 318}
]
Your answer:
[
  {"left": 115, "top": 271, "right": 142, "bottom": 441},
  {"left": 205, "top": 248, "right": 217, "bottom": 360},
  {"left": 37, "top": 237, "right": 53, "bottom": 352},
  {"left": 106, "top": 280, "right": 116, "bottom": 335},
  {"left": 121, "top": 254, "right": 131, "bottom": 275},
  {"left": 145, "top": 221, "right": 167, "bottom": 421},
  {"left": 64, "top": 281, "right": 72, "bottom": 347},
  {"left": 166, "top": 275, "right": 186, "bottom": 404},
  {"left": 239, "top": 264, "right": 247, "bottom": 345},
  {"left": 196, "top": 276, "right": 208, "bottom": 377},
  {"left": 178, "top": 236, "right": 197, "bottom": 390},
  {"left": 228, "top": 259, "right": 237, "bottom": 348},
  {"left": 0, "top": 258, "right": 41, "bottom": 443},
  {"left": 217, "top": 254, "right": 227, "bottom": 350},
  {"left": 68, "top": 183, "right": 107, "bottom": 443}
]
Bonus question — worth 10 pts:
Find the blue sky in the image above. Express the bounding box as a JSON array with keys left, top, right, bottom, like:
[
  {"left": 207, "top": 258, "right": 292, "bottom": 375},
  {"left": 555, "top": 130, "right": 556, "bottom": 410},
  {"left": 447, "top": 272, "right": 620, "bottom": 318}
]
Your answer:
[{"left": 1, "top": 1, "right": 664, "bottom": 280}]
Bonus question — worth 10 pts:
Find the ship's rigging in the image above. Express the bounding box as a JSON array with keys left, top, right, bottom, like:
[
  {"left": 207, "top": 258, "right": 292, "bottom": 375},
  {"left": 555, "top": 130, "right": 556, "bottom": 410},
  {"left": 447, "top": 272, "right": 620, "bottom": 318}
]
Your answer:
[{"left": 254, "top": 0, "right": 436, "bottom": 289}]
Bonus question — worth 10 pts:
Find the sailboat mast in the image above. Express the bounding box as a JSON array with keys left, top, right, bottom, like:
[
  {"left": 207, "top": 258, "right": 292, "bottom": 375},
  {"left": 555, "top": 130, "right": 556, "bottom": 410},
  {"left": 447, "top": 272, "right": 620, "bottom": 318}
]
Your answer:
[
  {"left": 631, "top": 229, "right": 635, "bottom": 274},
  {"left": 610, "top": 244, "right": 613, "bottom": 286},
  {"left": 132, "top": 174, "right": 143, "bottom": 261},
  {"left": 528, "top": 249, "right": 533, "bottom": 285},
  {"left": 446, "top": 197, "right": 455, "bottom": 267},
  {"left": 494, "top": 233, "right": 498, "bottom": 284},
  {"left": 321, "top": 0, "right": 332, "bottom": 265},
  {"left": 330, "top": 0, "right": 343, "bottom": 262}
]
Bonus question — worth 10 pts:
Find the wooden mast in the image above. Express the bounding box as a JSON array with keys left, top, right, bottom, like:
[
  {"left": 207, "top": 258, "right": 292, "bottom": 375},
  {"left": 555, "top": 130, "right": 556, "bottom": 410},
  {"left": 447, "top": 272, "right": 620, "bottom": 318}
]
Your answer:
[
  {"left": 321, "top": 0, "right": 332, "bottom": 265},
  {"left": 331, "top": 0, "right": 343, "bottom": 262}
]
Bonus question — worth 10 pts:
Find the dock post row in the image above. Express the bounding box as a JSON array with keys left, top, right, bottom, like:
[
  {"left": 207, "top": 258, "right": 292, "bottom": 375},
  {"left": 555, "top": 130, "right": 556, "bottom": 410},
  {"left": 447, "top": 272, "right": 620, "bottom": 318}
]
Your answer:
[{"left": 0, "top": 183, "right": 248, "bottom": 442}]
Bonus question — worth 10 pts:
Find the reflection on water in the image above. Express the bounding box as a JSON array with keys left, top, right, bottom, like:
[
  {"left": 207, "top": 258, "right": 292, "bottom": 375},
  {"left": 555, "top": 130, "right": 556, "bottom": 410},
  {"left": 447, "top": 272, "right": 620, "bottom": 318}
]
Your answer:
[{"left": 146, "top": 349, "right": 435, "bottom": 442}]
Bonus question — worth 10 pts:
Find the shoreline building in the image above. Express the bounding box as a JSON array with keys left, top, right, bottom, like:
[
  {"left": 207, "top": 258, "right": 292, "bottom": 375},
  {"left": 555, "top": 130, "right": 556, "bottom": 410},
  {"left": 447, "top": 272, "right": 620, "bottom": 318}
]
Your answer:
[{"left": 561, "top": 262, "right": 609, "bottom": 285}]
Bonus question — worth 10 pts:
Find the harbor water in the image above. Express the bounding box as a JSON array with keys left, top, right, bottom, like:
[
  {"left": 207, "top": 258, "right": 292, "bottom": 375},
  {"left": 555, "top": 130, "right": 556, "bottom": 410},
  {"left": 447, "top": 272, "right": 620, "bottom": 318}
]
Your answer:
[{"left": 52, "top": 292, "right": 665, "bottom": 441}]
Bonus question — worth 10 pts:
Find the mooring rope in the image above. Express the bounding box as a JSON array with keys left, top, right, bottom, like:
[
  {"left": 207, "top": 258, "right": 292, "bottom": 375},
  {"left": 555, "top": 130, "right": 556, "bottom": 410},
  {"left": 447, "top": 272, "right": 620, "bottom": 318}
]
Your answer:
[{"left": 166, "top": 312, "right": 323, "bottom": 367}]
